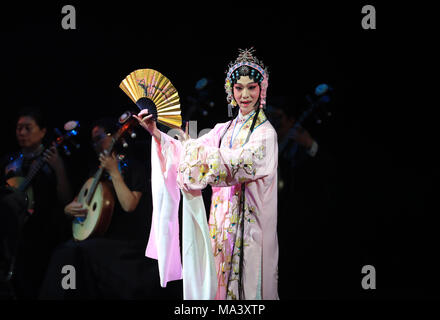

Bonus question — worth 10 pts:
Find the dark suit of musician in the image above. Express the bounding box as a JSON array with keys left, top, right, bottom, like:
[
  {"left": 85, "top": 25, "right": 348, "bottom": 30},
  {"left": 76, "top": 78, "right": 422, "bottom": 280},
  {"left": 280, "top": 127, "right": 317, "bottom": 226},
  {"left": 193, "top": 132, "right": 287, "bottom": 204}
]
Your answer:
[{"left": 0, "top": 107, "right": 72, "bottom": 299}]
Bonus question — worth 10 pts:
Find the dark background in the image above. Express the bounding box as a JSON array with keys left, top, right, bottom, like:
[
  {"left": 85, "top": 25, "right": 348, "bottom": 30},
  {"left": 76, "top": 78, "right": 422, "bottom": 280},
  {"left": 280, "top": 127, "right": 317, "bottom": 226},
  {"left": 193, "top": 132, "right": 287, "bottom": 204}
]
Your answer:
[{"left": 0, "top": 2, "right": 438, "bottom": 300}]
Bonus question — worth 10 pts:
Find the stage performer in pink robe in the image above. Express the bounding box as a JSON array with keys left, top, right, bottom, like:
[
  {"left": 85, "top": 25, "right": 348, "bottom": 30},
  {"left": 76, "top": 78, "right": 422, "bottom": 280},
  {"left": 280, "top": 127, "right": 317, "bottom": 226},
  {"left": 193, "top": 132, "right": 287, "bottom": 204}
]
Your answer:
[{"left": 134, "top": 48, "right": 279, "bottom": 300}]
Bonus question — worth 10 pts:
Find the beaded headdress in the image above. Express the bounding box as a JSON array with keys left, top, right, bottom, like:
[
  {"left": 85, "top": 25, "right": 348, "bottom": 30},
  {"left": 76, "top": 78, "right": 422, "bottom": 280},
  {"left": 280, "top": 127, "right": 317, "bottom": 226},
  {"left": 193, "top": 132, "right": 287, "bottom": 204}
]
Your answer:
[{"left": 224, "top": 48, "right": 269, "bottom": 115}]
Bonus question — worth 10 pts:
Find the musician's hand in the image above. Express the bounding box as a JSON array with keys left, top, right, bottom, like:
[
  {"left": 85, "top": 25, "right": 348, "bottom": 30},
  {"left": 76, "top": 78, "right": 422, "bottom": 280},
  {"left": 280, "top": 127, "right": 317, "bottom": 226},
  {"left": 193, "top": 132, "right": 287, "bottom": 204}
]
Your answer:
[
  {"left": 291, "top": 126, "right": 314, "bottom": 149},
  {"left": 99, "top": 151, "right": 119, "bottom": 176},
  {"left": 64, "top": 201, "right": 88, "bottom": 217},
  {"left": 133, "top": 109, "right": 157, "bottom": 137},
  {"left": 43, "top": 145, "right": 64, "bottom": 172}
]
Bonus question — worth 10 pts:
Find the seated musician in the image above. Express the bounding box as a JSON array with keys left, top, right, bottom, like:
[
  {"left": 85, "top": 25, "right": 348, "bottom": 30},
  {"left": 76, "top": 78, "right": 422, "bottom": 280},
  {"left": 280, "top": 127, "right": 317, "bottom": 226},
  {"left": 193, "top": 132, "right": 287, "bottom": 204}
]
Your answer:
[
  {"left": 39, "top": 117, "right": 182, "bottom": 299},
  {"left": 0, "top": 107, "right": 73, "bottom": 299}
]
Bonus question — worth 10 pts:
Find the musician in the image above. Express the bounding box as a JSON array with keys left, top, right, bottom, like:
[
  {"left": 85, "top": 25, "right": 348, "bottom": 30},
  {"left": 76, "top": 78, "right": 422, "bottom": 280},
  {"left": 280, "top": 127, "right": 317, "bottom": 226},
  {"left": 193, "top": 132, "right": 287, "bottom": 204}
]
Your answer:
[
  {"left": 267, "top": 96, "right": 319, "bottom": 173},
  {"left": 0, "top": 107, "right": 73, "bottom": 299},
  {"left": 267, "top": 96, "right": 335, "bottom": 299},
  {"left": 39, "top": 118, "right": 181, "bottom": 299}
]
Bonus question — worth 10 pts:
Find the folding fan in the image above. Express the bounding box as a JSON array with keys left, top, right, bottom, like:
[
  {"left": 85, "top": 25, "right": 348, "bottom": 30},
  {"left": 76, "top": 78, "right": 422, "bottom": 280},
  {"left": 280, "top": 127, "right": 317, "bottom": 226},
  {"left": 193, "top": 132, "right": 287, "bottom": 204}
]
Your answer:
[{"left": 119, "top": 69, "right": 182, "bottom": 129}]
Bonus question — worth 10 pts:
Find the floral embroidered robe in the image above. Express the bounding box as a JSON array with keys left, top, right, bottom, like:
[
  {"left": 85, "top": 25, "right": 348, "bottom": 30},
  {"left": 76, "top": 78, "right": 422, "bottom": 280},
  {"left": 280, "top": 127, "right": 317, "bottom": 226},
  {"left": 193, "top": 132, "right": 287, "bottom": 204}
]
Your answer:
[{"left": 146, "top": 110, "right": 279, "bottom": 300}]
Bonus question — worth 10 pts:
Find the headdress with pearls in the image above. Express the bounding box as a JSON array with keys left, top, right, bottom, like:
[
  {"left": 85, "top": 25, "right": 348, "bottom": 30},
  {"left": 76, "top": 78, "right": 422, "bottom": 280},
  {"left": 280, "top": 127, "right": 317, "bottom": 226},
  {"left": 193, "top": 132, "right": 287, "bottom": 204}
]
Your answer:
[{"left": 224, "top": 48, "right": 269, "bottom": 115}]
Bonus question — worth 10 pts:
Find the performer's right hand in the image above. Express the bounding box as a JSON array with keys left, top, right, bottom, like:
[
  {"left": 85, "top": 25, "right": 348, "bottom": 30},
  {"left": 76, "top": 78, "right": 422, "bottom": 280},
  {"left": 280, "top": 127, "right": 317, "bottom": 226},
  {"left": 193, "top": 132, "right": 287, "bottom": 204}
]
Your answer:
[
  {"left": 64, "top": 200, "right": 88, "bottom": 218},
  {"left": 133, "top": 109, "right": 157, "bottom": 137}
]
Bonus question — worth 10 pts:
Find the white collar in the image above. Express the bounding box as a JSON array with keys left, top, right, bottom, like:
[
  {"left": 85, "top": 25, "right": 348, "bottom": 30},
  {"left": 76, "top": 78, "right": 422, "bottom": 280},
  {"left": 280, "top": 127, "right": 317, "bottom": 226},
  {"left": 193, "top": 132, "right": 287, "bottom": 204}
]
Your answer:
[{"left": 237, "top": 109, "right": 256, "bottom": 123}]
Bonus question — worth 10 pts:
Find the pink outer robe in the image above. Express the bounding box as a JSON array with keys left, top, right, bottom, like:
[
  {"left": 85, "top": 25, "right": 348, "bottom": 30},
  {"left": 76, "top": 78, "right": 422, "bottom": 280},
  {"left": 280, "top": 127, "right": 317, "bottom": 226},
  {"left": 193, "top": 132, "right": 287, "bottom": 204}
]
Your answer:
[{"left": 146, "top": 110, "right": 279, "bottom": 300}]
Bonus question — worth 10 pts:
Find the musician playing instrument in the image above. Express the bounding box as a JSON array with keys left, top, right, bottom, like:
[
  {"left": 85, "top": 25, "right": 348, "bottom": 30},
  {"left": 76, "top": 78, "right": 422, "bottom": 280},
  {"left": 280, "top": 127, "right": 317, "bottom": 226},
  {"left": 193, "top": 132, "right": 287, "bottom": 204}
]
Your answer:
[
  {"left": 39, "top": 118, "right": 180, "bottom": 299},
  {"left": 0, "top": 107, "right": 73, "bottom": 299},
  {"left": 63, "top": 120, "right": 142, "bottom": 221}
]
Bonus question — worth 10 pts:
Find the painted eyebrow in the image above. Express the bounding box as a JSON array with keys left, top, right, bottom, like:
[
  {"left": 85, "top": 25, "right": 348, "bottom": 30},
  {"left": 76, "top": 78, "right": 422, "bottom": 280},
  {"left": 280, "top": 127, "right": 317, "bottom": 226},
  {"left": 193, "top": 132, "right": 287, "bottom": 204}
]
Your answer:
[{"left": 234, "top": 82, "right": 258, "bottom": 86}]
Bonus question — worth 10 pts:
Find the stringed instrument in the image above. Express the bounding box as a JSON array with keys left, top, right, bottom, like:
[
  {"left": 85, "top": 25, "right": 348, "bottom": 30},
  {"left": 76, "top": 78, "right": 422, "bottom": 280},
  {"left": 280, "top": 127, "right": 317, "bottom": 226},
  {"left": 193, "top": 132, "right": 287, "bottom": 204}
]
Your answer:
[
  {"left": 72, "top": 69, "right": 182, "bottom": 241},
  {"left": 2, "top": 121, "right": 80, "bottom": 217},
  {"left": 72, "top": 112, "right": 137, "bottom": 241},
  {"left": 275, "top": 84, "right": 333, "bottom": 191}
]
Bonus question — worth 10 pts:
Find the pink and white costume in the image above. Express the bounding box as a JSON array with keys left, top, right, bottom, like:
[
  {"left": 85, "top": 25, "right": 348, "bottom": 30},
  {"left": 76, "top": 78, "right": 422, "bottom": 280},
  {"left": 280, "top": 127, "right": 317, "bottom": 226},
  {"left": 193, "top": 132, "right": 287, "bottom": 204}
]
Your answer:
[{"left": 145, "top": 49, "right": 279, "bottom": 300}]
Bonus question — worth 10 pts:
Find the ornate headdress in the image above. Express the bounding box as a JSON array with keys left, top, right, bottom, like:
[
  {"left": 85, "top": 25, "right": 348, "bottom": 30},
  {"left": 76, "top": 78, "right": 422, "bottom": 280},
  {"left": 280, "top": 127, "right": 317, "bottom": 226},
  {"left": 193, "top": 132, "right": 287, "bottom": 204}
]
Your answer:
[{"left": 225, "top": 48, "right": 269, "bottom": 115}]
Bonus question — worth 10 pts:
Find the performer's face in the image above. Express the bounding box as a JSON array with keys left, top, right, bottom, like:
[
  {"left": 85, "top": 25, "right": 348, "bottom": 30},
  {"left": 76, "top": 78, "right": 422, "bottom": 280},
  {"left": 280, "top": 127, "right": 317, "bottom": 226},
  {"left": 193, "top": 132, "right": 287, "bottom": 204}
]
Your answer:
[
  {"left": 91, "top": 126, "right": 111, "bottom": 154},
  {"left": 233, "top": 76, "right": 260, "bottom": 115},
  {"left": 16, "top": 116, "right": 46, "bottom": 150}
]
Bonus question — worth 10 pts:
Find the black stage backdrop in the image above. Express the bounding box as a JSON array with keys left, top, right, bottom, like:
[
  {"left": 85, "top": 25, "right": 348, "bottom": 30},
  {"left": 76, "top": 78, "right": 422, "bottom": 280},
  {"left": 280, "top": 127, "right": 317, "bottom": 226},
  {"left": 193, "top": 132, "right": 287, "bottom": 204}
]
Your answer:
[{"left": 0, "top": 2, "right": 438, "bottom": 305}]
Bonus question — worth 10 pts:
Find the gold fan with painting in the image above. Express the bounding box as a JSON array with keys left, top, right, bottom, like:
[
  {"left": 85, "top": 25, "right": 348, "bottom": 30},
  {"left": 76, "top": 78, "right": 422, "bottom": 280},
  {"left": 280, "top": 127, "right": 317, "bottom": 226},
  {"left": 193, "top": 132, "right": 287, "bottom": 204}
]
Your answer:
[{"left": 119, "top": 69, "right": 182, "bottom": 129}]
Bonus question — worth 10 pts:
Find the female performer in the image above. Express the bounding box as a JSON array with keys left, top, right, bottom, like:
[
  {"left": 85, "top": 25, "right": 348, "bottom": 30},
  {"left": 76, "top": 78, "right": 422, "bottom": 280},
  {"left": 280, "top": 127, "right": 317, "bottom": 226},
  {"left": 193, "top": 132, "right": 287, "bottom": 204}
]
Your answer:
[{"left": 135, "top": 48, "right": 279, "bottom": 300}]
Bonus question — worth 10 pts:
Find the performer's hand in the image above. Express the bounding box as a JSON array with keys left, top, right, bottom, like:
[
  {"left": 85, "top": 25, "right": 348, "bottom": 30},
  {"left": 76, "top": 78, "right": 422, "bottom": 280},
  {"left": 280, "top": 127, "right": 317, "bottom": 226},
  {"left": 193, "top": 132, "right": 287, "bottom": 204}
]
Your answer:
[
  {"left": 64, "top": 200, "right": 88, "bottom": 217},
  {"left": 133, "top": 109, "right": 157, "bottom": 136},
  {"left": 99, "top": 151, "right": 119, "bottom": 176}
]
